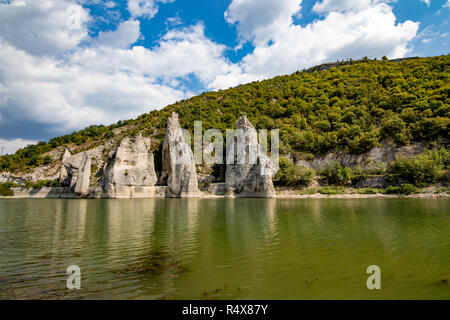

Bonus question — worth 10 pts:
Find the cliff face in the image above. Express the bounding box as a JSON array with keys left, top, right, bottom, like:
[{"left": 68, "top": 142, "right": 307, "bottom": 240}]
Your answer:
[
  {"left": 74, "top": 152, "right": 91, "bottom": 196},
  {"left": 225, "top": 116, "right": 276, "bottom": 198},
  {"left": 162, "top": 112, "right": 199, "bottom": 197},
  {"left": 0, "top": 111, "right": 446, "bottom": 198},
  {"left": 104, "top": 134, "right": 158, "bottom": 198},
  {"left": 1, "top": 113, "right": 280, "bottom": 198}
]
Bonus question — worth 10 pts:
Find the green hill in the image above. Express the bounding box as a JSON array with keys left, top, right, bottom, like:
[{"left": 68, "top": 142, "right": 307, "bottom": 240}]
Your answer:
[{"left": 1, "top": 55, "right": 449, "bottom": 175}]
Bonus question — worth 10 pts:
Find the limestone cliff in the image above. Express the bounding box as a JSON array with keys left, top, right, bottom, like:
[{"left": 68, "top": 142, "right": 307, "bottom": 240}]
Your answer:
[
  {"left": 162, "top": 112, "right": 199, "bottom": 197},
  {"left": 104, "top": 134, "right": 157, "bottom": 198},
  {"left": 225, "top": 116, "right": 275, "bottom": 198},
  {"left": 74, "top": 152, "right": 91, "bottom": 196}
]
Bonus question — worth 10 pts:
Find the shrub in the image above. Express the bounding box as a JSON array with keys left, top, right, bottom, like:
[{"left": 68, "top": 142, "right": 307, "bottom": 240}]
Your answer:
[
  {"left": 0, "top": 182, "right": 17, "bottom": 196},
  {"left": 25, "top": 180, "right": 60, "bottom": 189},
  {"left": 358, "top": 188, "right": 380, "bottom": 194},
  {"left": 318, "top": 162, "right": 352, "bottom": 185},
  {"left": 364, "top": 161, "right": 387, "bottom": 175},
  {"left": 385, "top": 184, "right": 417, "bottom": 195},
  {"left": 275, "top": 157, "right": 315, "bottom": 187},
  {"left": 42, "top": 155, "right": 52, "bottom": 165},
  {"left": 285, "top": 165, "right": 315, "bottom": 187},
  {"left": 390, "top": 149, "right": 448, "bottom": 186},
  {"left": 318, "top": 186, "right": 345, "bottom": 194}
]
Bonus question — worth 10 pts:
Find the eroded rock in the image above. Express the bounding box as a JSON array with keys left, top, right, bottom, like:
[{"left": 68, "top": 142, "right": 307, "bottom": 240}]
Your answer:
[
  {"left": 162, "top": 112, "right": 199, "bottom": 196},
  {"left": 74, "top": 152, "right": 91, "bottom": 196},
  {"left": 104, "top": 134, "right": 157, "bottom": 198},
  {"left": 225, "top": 116, "right": 275, "bottom": 197}
]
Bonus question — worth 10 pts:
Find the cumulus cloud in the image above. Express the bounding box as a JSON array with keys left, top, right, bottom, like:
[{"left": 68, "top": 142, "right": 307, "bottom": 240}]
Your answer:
[
  {"left": 420, "top": 0, "right": 430, "bottom": 7},
  {"left": 0, "top": 138, "right": 38, "bottom": 155},
  {"left": 0, "top": 39, "right": 187, "bottom": 132},
  {"left": 96, "top": 19, "right": 141, "bottom": 48},
  {"left": 312, "top": 0, "right": 394, "bottom": 13},
  {"left": 127, "top": 0, "right": 174, "bottom": 19},
  {"left": 0, "top": 0, "right": 89, "bottom": 56},
  {"left": 214, "top": 0, "right": 418, "bottom": 89},
  {"left": 225, "top": 0, "right": 302, "bottom": 45},
  {"left": 0, "top": 1, "right": 235, "bottom": 146}
]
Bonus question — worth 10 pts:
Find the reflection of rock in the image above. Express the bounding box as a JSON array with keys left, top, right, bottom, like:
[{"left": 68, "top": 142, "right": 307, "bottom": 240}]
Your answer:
[
  {"left": 74, "top": 152, "right": 91, "bottom": 196},
  {"left": 104, "top": 134, "right": 157, "bottom": 198},
  {"left": 225, "top": 116, "right": 275, "bottom": 198},
  {"left": 162, "top": 112, "right": 199, "bottom": 197}
]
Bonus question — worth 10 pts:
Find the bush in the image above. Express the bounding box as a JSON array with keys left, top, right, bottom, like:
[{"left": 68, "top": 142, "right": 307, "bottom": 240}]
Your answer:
[
  {"left": 364, "top": 161, "right": 387, "bottom": 175},
  {"left": 318, "top": 162, "right": 352, "bottom": 185},
  {"left": 358, "top": 188, "right": 380, "bottom": 194},
  {"left": 275, "top": 157, "right": 315, "bottom": 187},
  {"left": 385, "top": 184, "right": 417, "bottom": 195},
  {"left": 390, "top": 149, "right": 448, "bottom": 186},
  {"left": 318, "top": 186, "right": 345, "bottom": 194},
  {"left": 285, "top": 165, "right": 315, "bottom": 187},
  {"left": 0, "top": 182, "right": 16, "bottom": 196},
  {"left": 25, "top": 180, "right": 60, "bottom": 189}
]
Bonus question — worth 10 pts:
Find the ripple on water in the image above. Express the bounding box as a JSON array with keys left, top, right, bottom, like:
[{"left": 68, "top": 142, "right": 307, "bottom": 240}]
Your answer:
[{"left": 0, "top": 198, "right": 449, "bottom": 299}]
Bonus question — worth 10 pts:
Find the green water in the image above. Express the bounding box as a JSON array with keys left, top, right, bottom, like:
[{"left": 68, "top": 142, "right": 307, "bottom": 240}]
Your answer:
[{"left": 0, "top": 198, "right": 449, "bottom": 300}]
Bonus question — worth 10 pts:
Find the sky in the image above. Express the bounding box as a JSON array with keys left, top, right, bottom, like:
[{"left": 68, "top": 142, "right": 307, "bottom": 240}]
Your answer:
[{"left": 0, "top": 0, "right": 449, "bottom": 154}]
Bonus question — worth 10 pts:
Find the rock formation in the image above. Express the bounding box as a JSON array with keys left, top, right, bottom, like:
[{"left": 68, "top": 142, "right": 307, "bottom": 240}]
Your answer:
[
  {"left": 104, "top": 134, "right": 157, "bottom": 198},
  {"left": 59, "top": 149, "right": 71, "bottom": 186},
  {"left": 225, "top": 116, "right": 275, "bottom": 197},
  {"left": 74, "top": 152, "right": 91, "bottom": 196},
  {"left": 60, "top": 149, "right": 87, "bottom": 189},
  {"left": 162, "top": 112, "right": 199, "bottom": 197}
]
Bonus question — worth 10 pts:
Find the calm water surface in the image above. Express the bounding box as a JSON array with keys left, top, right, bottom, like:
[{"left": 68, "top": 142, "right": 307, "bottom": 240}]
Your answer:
[{"left": 0, "top": 198, "right": 449, "bottom": 299}]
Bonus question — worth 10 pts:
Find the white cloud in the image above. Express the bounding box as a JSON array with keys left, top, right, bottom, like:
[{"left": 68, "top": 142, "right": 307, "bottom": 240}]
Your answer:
[
  {"left": 71, "top": 23, "right": 234, "bottom": 86},
  {"left": 127, "top": 0, "right": 174, "bottom": 19},
  {"left": 225, "top": 0, "right": 302, "bottom": 45},
  {"left": 0, "top": 1, "right": 234, "bottom": 136},
  {"left": 215, "top": 1, "right": 418, "bottom": 89},
  {"left": 312, "top": 0, "right": 395, "bottom": 13},
  {"left": 0, "top": 39, "right": 187, "bottom": 132},
  {"left": 444, "top": 0, "right": 449, "bottom": 7},
  {"left": 0, "top": 0, "right": 89, "bottom": 56},
  {"left": 420, "top": 0, "right": 430, "bottom": 7},
  {"left": 96, "top": 19, "right": 141, "bottom": 48},
  {"left": 0, "top": 138, "right": 38, "bottom": 155}
]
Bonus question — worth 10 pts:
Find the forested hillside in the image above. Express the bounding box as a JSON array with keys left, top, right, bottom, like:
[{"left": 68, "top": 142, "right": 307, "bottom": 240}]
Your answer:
[{"left": 1, "top": 55, "right": 449, "bottom": 174}]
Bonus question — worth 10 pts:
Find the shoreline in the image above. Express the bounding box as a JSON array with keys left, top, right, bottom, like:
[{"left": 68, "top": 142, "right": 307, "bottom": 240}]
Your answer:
[{"left": 0, "top": 187, "right": 448, "bottom": 199}]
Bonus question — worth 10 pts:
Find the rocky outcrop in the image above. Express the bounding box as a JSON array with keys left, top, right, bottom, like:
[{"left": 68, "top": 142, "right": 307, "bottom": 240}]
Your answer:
[
  {"left": 162, "top": 112, "right": 199, "bottom": 197},
  {"left": 74, "top": 152, "right": 91, "bottom": 196},
  {"left": 59, "top": 149, "right": 71, "bottom": 186},
  {"left": 0, "top": 173, "right": 25, "bottom": 185},
  {"left": 305, "top": 141, "right": 429, "bottom": 169},
  {"left": 61, "top": 149, "right": 86, "bottom": 188},
  {"left": 355, "top": 176, "right": 388, "bottom": 188},
  {"left": 104, "top": 134, "right": 157, "bottom": 198},
  {"left": 225, "top": 116, "right": 275, "bottom": 198}
]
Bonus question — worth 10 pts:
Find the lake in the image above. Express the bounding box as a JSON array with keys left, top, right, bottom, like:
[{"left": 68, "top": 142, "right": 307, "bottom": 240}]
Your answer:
[{"left": 0, "top": 198, "right": 449, "bottom": 299}]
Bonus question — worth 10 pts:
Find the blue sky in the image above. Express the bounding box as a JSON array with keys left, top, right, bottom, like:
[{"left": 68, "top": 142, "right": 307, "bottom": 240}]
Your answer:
[{"left": 0, "top": 0, "right": 448, "bottom": 154}]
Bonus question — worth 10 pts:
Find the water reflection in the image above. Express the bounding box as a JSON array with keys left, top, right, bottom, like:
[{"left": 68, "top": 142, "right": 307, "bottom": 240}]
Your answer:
[{"left": 0, "top": 198, "right": 448, "bottom": 299}]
